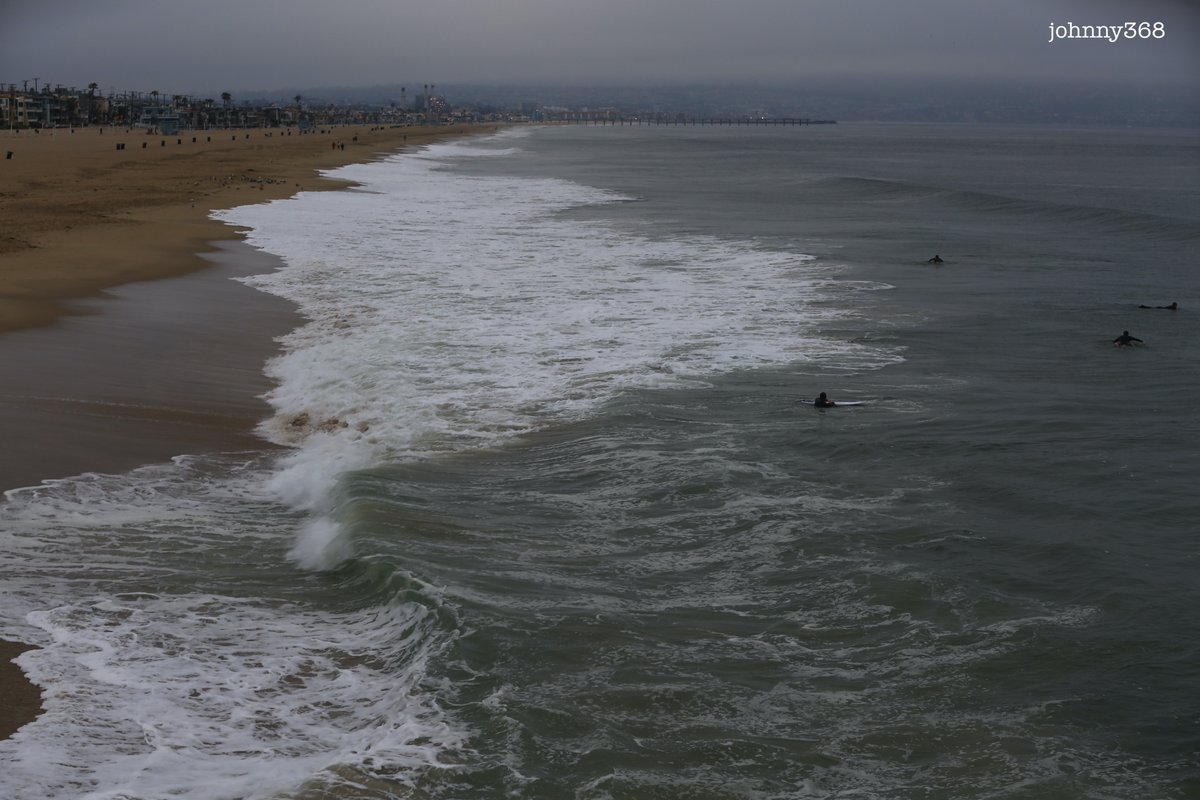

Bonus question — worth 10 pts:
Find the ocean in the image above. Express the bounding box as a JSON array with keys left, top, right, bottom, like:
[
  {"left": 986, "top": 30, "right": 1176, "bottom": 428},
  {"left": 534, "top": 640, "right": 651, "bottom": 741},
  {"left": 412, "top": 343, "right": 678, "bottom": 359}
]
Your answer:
[{"left": 1, "top": 122, "right": 1197, "bottom": 799}]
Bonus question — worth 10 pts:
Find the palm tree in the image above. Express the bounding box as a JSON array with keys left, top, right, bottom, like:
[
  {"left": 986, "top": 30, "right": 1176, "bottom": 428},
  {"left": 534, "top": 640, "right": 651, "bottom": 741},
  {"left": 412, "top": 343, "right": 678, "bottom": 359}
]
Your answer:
[
  {"left": 87, "top": 82, "right": 98, "bottom": 124},
  {"left": 221, "top": 92, "right": 231, "bottom": 128}
]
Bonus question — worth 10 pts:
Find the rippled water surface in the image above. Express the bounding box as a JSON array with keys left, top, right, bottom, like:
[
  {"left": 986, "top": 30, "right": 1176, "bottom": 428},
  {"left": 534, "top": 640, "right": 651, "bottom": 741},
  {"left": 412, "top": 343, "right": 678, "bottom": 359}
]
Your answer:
[{"left": 2, "top": 123, "right": 1198, "bottom": 799}]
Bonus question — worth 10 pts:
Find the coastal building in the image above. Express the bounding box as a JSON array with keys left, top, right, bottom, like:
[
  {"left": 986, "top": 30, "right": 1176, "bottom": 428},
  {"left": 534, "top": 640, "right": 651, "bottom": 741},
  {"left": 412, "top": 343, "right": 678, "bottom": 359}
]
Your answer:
[
  {"left": 1, "top": 92, "right": 31, "bottom": 128},
  {"left": 0, "top": 79, "right": 807, "bottom": 131},
  {"left": 136, "top": 105, "right": 182, "bottom": 134}
]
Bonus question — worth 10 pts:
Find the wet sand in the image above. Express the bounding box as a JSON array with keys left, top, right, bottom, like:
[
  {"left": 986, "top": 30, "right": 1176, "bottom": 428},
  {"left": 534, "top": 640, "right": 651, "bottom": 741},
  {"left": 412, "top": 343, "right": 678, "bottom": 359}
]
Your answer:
[
  {"left": 0, "top": 641, "right": 40, "bottom": 740},
  {"left": 0, "top": 241, "right": 297, "bottom": 489},
  {"left": 0, "top": 121, "right": 500, "bottom": 739}
]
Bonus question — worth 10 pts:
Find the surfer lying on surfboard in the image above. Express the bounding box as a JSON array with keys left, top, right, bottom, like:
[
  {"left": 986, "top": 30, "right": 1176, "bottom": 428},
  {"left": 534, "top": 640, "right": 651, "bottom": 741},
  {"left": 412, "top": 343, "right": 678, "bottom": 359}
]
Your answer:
[
  {"left": 799, "top": 393, "right": 866, "bottom": 407},
  {"left": 814, "top": 392, "right": 836, "bottom": 408}
]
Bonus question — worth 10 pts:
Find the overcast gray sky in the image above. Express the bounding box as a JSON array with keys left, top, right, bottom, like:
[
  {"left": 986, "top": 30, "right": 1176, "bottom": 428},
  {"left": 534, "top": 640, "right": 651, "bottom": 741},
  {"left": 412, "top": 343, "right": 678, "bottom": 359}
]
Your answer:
[{"left": 2, "top": 0, "right": 1197, "bottom": 96}]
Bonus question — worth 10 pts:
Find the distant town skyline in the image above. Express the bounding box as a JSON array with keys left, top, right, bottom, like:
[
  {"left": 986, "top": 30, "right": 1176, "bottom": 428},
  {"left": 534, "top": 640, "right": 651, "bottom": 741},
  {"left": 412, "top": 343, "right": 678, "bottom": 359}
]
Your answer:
[{"left": 3, "top": 0, "right": 1197, "bottom": 100}]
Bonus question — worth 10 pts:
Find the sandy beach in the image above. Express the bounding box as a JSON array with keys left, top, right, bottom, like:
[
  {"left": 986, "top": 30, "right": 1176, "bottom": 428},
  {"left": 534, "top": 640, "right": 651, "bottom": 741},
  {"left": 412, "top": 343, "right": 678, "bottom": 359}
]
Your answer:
[{"left": 0, "top": 121, "right": 498, "bottom": 739}]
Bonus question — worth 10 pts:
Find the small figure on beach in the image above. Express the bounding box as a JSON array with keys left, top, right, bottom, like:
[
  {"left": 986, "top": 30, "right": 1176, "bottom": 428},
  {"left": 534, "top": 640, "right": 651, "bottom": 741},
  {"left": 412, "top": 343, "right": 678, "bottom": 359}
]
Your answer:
[
  {"left": 814, "top": 392, "right": 837, "bottom": 408},
  {"left": 927, "top": 255, "right": 944, "bottom": 264},
  {"left": 1138, "top": 302, "right": 1178, "bottom": 310},
  {"left": 1112, "top": 330, "right": 1143, "bottom": 347}
]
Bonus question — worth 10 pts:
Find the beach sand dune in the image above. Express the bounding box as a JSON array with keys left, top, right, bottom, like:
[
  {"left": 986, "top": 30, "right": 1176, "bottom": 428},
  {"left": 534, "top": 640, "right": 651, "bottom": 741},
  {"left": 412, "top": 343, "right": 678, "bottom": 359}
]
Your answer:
[{"left": 0, "top": 121, "right": 499, "bottom": 739}]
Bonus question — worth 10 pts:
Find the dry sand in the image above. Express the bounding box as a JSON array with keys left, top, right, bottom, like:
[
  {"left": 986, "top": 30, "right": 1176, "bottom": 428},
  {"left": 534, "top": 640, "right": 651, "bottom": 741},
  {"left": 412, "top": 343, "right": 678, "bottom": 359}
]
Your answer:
[
  {"left": 1, "top": 123, "right": 485, "bottom": 332},
  {"left": 0, "top": 121, "right": 500, "bottom": 739}
]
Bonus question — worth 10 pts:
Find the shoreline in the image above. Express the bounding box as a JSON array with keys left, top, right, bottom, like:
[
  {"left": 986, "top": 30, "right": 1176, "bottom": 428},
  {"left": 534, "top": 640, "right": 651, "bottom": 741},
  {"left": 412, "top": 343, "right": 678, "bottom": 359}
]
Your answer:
[
  {"left": 0, "top": 641, "right": 40, "bottom": 740},
  {"left": 1, "top": 123, "right": 499, "bottom": 335},
  {"left": 0, "top": 122, "right": 503, "bottom": 739}
]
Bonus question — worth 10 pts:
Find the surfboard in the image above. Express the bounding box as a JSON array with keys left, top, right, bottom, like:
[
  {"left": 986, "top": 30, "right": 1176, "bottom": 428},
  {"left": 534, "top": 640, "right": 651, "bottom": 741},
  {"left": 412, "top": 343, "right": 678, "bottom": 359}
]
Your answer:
[{"left": 797, "top": 399, "right": 866, "bottom": 407}]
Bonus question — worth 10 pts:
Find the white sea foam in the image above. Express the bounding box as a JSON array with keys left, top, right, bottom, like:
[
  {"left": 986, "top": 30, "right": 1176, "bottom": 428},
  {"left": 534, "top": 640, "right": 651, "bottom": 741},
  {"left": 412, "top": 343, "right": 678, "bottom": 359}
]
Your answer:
[
  {"left": 213, "top": 132, "right": 894, "bottom": 568},
  {"left": 0, "top": 131, "right": 902, "bottom": 798},
  {"left": 0, "top": 457, "right": 467, "bottom": 799},
  {"left": 4, "top": 595, "right": 458, "bottom": 800}
]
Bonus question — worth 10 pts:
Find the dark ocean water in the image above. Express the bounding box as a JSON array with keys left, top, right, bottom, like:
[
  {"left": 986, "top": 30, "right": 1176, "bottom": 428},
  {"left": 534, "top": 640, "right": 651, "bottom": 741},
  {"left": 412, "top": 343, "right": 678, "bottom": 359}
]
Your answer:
[{"left": 2, "top": 123, "right": 1197, "bottom": 799}]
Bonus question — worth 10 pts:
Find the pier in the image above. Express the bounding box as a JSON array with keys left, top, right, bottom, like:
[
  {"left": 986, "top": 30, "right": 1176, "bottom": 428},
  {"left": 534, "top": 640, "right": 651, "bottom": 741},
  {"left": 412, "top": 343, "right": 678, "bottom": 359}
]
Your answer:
[{"left": 555, "top": 116, "right": 836, "bottom": 126}]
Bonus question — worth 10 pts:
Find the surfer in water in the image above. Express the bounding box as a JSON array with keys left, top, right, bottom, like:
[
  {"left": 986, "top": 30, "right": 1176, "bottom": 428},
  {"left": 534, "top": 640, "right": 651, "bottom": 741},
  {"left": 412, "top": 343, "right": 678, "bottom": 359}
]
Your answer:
[
  {"left": 1112, "top": 330, "right": 1143, "bottom": 346},
  {"left": 927, "top": 255, "right": 944, "bottom": 264},
  {"left": 814, "top": 392, "right": 837, "bottom": 408},
  {"left": 1138, "top": 301, "right": 1178, "bottom": 310}
]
